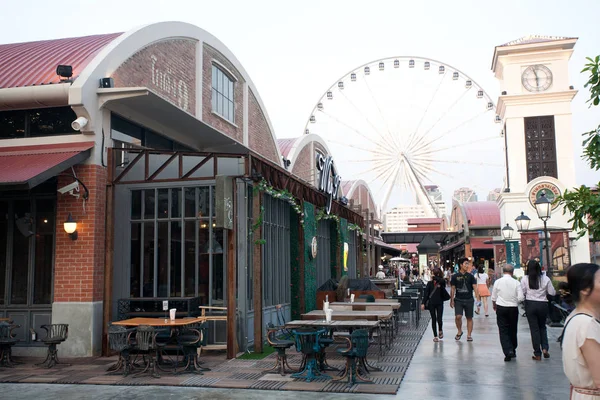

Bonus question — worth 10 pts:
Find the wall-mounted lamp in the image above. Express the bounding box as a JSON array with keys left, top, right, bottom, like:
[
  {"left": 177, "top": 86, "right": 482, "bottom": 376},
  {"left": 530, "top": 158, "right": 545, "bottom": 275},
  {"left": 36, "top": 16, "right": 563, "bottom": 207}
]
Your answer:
[{"left": 64, "top": 213, "right": 78, "bottom": 240}]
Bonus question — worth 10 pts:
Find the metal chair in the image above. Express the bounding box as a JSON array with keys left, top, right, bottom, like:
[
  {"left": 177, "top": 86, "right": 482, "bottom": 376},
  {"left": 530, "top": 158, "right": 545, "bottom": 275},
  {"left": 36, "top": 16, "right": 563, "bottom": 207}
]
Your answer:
[
  {"left": 291, "top": 328, "right": 331, "bottom": 382},
  {"left": 334, "top": 329, "right": 373, "bottom": 387},
  {"left": 176, "top": 321, "right": 210, "bottom": 374},
  {"left": 358, "top": 294, "right": 376, "bottom": 303},
  {"left": 0, "top": 322, "right": 19, "bottom": 368},
  {"left": 132, "top": 325, "right": 160, "bottom": 378},
  {"left": 106, "top": 325, "right": 135, "bottom": 376},
  {"left": 36, "top": 324, "right": 70, "bottom": 368},
  {"left": 264, "top": 322, "right": 296, "bottom": 375}
]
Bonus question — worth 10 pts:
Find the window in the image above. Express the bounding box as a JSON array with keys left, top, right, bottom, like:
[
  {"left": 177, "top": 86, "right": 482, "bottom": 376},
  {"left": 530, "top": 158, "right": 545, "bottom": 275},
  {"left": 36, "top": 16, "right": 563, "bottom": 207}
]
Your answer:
[
  {"left": 0, "top": 107, "right": 77, "bottom": 139},
  {"left": 524, "top": 116, "right": 557, "bottom": 182},
  {"left": 211, "top": 65, "right": 235, "bottom": 123}
]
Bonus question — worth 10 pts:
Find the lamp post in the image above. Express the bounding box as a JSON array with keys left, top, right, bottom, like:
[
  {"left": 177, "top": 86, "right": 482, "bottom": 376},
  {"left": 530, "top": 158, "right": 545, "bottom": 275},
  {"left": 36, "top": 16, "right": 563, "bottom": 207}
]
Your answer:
[
  {"left": 501, "top": 223, "right": 514, "bottom": 241},
  {"left": 534, "top": 192, "right": 553, "bottom": 277}
]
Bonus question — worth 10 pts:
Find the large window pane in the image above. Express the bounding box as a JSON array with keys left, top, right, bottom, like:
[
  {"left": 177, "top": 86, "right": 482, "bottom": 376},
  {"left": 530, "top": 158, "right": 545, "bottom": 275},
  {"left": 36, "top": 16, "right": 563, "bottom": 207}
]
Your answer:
[
  {"left": 11, "top": 201, "right": 31, "bottom": 304},
  {"left": 33, "top": 199, "right": 54, "bottom": 304},
  {"left": 144, "top": 189, "right": 155, "bottom": 219},
  {"left": 157, "top": 189, "right": 169, "bottom": 219},
  {"left": 130, "top": 223, "right": 141, "bottom": 297},
  {"left": 157, "top": 222, "right": 169, "bottom": 297},
  {"left": 212, "top": 228, "right": 225, "bottom": 305},
  {"left": 0, "top": 110, "right": 26, "bottom": 139},
  {"left": 184, "top": 221, "right": 196, "bottom": 296},
  {"left": 131, "top": 190, "right": 142, "bottom": 220},
  {"left": 142, "top": 223, "right": 155, "bottom": 297},
  {"left": 171, "top": 188, "right": 181, "bottom": 218},
  {"left": 198, "top": 222, "right": 210, "bottom": 305},
  {"left": 199, "top": 187, "right": 210, "bottom": 218},
  {"left": 0, "top": 202, "right": 7, "bottom": 304},
  {"left": 28, "top": 107, "right": 77, "bottom": 136},
  {"left": 184, "top": 188, "right": 196, "bottom": 218},
  {"left": 170, "top": 221, "right": 182, "bottom": 297}
]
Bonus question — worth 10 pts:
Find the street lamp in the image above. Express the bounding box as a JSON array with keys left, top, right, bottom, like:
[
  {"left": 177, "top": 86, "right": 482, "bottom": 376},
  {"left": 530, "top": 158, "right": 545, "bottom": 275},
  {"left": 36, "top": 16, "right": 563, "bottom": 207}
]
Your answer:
[
  {"left": 535, "top": 192, "right": 553, "bottom": 276},
  {"left": 515, "top": 212, "right": 531, "bottom": 232},
  {"left": 501, "top": 223, "right": 514, "bottom": 240}
]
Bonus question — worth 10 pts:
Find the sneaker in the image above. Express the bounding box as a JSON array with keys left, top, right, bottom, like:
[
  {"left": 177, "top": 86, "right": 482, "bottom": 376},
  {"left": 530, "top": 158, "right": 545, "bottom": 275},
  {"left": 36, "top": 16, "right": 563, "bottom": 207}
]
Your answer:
[{"left": 504, "top": 356, "right": 512, "bottom": 362}]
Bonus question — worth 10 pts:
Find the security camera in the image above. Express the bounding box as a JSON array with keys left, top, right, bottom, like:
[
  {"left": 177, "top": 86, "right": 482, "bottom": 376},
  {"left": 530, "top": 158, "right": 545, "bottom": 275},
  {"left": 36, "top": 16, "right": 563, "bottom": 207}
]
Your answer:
[
  {"left": 71, "top": 116, "right": 88, "bottom": 131},
  {"left": 58, "top": 181, "right": 80, "bottom": 195}
]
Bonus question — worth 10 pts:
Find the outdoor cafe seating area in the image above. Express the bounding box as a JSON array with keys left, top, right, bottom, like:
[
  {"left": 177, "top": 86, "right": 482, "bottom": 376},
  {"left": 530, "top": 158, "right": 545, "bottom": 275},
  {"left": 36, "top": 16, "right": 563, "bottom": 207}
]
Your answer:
[{"left": 0, "top": 282, "right": 429, "bottom": 395}]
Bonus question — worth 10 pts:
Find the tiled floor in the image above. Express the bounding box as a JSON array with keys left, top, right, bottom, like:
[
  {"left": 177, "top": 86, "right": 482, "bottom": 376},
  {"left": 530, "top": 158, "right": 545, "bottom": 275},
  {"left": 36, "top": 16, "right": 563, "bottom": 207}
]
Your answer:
[{"left": 0, "top": 315, "right": 429, "bottom": 395}]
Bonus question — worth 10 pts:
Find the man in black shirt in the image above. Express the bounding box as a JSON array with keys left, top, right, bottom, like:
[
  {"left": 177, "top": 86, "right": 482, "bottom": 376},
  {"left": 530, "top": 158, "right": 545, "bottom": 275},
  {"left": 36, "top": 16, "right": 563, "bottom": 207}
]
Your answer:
[{"left": 450, "top": 257, "right": 478, "bottom": 341}]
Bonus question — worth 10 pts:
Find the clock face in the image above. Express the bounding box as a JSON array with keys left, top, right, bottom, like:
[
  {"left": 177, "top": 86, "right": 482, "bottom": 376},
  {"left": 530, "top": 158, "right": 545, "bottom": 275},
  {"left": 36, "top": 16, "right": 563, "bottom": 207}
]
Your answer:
[{"left": 521, "top": 64, "right": 553, "bottom": 92}]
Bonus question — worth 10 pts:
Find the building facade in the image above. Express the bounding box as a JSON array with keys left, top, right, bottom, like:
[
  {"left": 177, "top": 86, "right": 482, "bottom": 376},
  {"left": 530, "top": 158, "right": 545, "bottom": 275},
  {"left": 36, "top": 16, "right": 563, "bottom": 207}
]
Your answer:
[{"left": 453, "top": 187, "right": 478, "bottom": 202}]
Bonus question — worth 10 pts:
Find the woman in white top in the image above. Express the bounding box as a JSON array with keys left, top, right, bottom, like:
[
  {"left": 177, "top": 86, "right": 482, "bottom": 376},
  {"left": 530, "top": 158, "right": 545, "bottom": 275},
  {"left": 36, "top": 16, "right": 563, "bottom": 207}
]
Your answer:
[
  {"left": 562, "top": 263, "right": 600, "bottom": 399},
  {"left": 475, "top": 265, "right": 491, "bottom": 316},
  {"left": 521, "top": 259, "right": 556, "bottom": 360}
]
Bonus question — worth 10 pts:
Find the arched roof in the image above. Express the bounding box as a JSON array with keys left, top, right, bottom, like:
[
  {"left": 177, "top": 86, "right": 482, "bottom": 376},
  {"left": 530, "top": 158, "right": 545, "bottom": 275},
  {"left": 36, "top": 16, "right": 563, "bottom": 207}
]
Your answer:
[
  {"left": 277, "top": 138, "right": 298, "bottom": 159},
  {"left": 284, "top": 133, "right": 333, "bottom": 171},
  {"left": 461, "top": 201, "right": 500, "bottom": 228},
  {"left": 0, "top": 33, "right": 122, "bottom": 89},
  {"left": 342, "top": 179, "right": 379, "bottom": 220}
]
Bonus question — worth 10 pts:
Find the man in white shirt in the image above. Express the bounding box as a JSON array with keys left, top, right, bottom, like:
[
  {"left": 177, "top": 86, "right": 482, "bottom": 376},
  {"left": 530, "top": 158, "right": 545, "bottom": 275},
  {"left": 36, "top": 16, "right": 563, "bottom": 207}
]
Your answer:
[
  {"left": 375, "top": 265, "right": 386, "bottom": 279},
  {"left": 491, "top": 264, "right": 525, "bottom": 362}
]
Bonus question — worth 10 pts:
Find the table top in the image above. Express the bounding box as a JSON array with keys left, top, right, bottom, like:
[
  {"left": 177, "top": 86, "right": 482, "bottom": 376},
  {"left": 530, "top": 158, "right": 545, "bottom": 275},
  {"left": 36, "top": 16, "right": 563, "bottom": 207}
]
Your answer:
[
  {"left": 112, "top": 317, "right": 205, "bottom": 327},
  {"left": 0, "top": 318, "right": 11, "bottom": 322},
  {"left": 302, "top": 310, "right": 392, "bottom": 321},
  {"left": 285, "top": 320, "right": 379, "bottom": 329},
  {"left": 330, "top": 302, "right": 400, "bottom": 310}
]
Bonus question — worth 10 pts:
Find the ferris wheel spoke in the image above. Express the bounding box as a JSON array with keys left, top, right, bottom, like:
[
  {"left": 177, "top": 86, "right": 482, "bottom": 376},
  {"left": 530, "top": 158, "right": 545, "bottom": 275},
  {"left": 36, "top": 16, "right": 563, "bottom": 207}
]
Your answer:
[
  {"left": 411, "top": 109, "right": 490, "bottom": 155},
  {"left": 321, "top": 110, "right": 392, "bottom": 153},
  {"left": 353, "top": 158, "right": 397, "bottom": 179},
  {"left": 412, "top": 158, "right": 503, "bottom": 168},
  {"left": 361, "top": 78, "right": 402, "bottom": 151},
  {"left": 328, "top": 139, "right": 393, "bottom": 158},
  {"left": 415, "top": 135, "right": 499, "bottom": 156},
  {"left": 405, "top": 72, "right": 448, "bottom": 151},
  {"left": 378, "top": 166, "right": 402, "bottom": 211},
  {"left": 415, "top": 88, "right": 471, "bottom": 144}
]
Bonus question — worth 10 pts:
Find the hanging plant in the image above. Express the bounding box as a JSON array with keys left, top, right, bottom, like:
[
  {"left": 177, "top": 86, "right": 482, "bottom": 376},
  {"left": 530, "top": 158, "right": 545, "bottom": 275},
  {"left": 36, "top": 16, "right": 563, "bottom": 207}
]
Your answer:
[
  {"left": 348, "top": 223, "right": 364, "bottom": 237},
  {"left": 253, "top": 179, "right": 305, "bottom": 228},
  {"left": 250, "top": 206, "right": 266, "bottom": 246}
]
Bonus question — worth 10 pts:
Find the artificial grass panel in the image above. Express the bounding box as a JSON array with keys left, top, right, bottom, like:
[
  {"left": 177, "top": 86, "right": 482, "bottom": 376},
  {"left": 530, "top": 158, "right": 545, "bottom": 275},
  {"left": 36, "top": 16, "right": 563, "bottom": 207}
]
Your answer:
[{"left": 237, "top": 345, "right": 276, "bottom": 360}]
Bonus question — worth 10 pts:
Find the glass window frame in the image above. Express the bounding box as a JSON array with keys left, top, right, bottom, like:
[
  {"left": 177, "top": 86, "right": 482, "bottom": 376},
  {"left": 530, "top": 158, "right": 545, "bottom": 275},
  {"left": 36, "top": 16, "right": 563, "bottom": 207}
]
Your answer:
[{"left": 211, "top": 64, "right": 235, "bottom": 124}]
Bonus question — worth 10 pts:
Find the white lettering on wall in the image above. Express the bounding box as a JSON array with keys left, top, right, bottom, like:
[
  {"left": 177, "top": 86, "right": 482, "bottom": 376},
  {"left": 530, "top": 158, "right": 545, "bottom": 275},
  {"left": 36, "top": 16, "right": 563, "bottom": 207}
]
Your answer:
[{"left": 150, "top": 55, "right": 190, "bottom": 112}]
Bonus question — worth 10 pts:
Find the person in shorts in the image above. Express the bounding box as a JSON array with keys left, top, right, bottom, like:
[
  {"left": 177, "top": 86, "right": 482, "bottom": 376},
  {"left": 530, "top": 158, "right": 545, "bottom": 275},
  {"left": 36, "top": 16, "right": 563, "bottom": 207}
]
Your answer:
[{"left": 450, "top": 257, "right": 478, "bottom": 341}]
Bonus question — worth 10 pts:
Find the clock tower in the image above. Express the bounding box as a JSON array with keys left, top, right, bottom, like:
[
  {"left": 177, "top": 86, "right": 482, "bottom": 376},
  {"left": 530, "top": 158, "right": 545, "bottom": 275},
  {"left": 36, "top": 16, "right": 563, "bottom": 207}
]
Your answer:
[{"left": 492, "top": 35, "right": 590, "bottom": 270}]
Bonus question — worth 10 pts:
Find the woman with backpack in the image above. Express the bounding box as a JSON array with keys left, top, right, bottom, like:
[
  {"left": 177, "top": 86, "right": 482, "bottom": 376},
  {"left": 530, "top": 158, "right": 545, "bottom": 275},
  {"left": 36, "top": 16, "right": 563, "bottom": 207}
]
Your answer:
[
  {"left": 561, "top": 263, "right": 600, "bottom": 399},
  {"left": 421, "top": 267, "right": 450, "bottom": 342}
]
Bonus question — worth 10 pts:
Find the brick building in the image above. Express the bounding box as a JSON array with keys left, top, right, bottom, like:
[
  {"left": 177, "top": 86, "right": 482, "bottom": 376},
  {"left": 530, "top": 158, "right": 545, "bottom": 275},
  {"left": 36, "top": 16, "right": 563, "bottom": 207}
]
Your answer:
[{"left": 0, "top": 22, "right": 364, "bottom": 358}]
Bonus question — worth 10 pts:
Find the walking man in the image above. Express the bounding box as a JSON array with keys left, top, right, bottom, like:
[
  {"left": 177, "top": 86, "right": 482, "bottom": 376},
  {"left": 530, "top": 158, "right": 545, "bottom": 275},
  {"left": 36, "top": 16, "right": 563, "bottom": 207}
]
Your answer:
[
  {"left": 491, "top": 264, "right": 524, "bottom": 362},
  {"left": 450, "top": 257, "right": 478, "bottom": 341}
]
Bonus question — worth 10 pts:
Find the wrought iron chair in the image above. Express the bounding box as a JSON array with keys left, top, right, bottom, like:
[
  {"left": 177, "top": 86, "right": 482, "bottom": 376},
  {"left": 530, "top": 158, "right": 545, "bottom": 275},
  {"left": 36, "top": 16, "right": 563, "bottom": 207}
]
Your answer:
[
  {"left": 264, "top": 322, "right": 296, "bottom": 375},
  {"left": 291, "top": 328, "right": 331, "bottom": 382},
  {"left": 132, "top": 325, "right": 160, "bottom": 378},
  {"left": 36, "top": 324, "right": 70, "bottom": 368},
  {"left": 334, "top": 329, "right": 373, "bottom": 387},
  {"left": 358, "top": 294, "right": 376, "bottom": 303},
  {"left": 0, "top": 322, "right": 19, "bottom": 368},
  {"left": 106, "top": 325, "right": 135, "bottom": 376},
  {"left": 176, "top": 321, "right": 210, "bottom": 374}
]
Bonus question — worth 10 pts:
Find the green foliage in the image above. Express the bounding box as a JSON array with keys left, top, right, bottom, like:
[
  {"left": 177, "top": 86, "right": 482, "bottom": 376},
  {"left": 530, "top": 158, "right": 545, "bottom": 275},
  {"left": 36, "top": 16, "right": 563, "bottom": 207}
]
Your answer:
[{"left": 557, "top": 55, "right": 600, "bottom": 240}]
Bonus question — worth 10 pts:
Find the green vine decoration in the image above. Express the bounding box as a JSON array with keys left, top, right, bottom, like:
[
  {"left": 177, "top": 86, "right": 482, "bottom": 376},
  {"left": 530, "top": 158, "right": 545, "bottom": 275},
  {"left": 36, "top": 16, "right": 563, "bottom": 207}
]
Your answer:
[
  {"left": 348, "top": 223, "right": 364, "bottom": 237},
  {"left": 316, "top": 207, "right": 340, "bottom": 223},
  {"left": 253, "top": 179, "right": 305, "bottom": 227},
  {"left": 250, "top": 206, "right": 266, "bottom": 245}
]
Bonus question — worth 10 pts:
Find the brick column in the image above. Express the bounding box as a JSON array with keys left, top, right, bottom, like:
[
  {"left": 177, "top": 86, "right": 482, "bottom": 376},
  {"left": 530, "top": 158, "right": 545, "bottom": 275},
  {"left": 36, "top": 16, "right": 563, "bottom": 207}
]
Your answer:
[{"left": 53, "top": 164, "right": 107, "bottom": 356}]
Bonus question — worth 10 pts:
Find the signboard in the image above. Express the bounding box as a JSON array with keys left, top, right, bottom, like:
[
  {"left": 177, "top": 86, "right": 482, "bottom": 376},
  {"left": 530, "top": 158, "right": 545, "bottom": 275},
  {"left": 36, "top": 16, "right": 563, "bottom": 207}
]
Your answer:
[
  {"left": 529, "top": 181, "right": 561, "bottom": 210},
  {"left": 505, "top": 240, "right": 521, "bottom": 268},
  {"left": 520, "top": 231, "right": 541, "bottom": 266},
  {"left": 215, "top": 176, "right": 233, "bottom": 229},
  {"left": 315, "top": 154, "right": 341, "bottom": 214}
]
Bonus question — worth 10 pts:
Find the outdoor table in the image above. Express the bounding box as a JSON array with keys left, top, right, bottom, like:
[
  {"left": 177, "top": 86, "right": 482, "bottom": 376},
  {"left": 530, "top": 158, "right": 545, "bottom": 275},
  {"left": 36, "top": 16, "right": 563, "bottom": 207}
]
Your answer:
[
  {"left": 112, "top": 317, "right": 206, "bottom": 374},
  {"left": 0, "top": 318, "right": 10, "bottom": 322},
  {"left": 330, "top": 302, "right": 399, "bottom": 339},
  {"left": 301, "top": 310, "right": 392, "bottom": 321}
]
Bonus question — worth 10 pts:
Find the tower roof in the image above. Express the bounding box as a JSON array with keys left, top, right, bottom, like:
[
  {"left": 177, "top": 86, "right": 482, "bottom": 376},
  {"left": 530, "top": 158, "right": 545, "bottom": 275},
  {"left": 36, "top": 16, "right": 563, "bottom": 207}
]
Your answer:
[{"left": 499, "top": 35, "right": 577, "bottom": 47}]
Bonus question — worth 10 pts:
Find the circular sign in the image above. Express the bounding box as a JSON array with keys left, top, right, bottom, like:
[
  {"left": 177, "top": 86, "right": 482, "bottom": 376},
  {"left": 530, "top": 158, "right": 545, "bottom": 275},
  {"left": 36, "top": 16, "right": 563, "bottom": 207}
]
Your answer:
[
  {"left": 529, "top": 182, "right": 561, "bottom": 210},
  {"left": 311, "top": 237, "right": 318, "bottom": 259}
]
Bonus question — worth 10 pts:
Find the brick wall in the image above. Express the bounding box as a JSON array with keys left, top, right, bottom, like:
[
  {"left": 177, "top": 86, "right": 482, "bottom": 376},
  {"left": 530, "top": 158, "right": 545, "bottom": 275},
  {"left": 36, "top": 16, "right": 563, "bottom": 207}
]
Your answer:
[
  {"left": 112, "top": 39, "right": 197, "bottom": 115},
  {"left": 54, "top": 165, "right": 107, "bottom": 302},
  {"left": 248, "top": 89, "right": 279, "bottom": 164},
  {"left": 291, "top": 144, "right": 312, "bottom": 183},
  {"left": 202, "top": 44, "right": 244, "bottom": 142}
]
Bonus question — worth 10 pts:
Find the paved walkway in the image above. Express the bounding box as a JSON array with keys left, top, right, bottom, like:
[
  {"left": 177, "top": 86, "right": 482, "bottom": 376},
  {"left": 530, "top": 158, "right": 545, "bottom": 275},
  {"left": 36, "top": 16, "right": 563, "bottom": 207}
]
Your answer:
[{"left": 0, "top": 302, "right": 571, "bottom": 399}]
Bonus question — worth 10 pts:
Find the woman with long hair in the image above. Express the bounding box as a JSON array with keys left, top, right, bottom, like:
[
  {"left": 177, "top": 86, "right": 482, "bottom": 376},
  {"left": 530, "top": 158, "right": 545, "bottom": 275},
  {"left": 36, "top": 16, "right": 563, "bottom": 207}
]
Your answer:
[
  {"left": 562, "top": 263, "right": 600, "bottom": 399},
  {"left": 475, "top": 265, "right": 491, "bottom": 316},
  {"left": 521, "top": 259, "right": 556, "bottom": 360},
  {"left": 421, "top": 268, "right": 447, "bottom": 342}
]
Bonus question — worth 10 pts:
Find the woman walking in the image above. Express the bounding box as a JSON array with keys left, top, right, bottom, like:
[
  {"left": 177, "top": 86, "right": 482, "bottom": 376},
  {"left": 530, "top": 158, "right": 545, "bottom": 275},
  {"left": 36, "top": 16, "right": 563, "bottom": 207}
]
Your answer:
[
  {"left": 421, "top": 268, "right": 447, "bottom": 342},
  {"left": 475, "top": 265, "right": 491, "bottom": 316},
  {"left": 561, "top": 263, "right": 600, "bottom": 399},
  {"left": 521, "top": 259, "right": 556, "bottom": 361}
]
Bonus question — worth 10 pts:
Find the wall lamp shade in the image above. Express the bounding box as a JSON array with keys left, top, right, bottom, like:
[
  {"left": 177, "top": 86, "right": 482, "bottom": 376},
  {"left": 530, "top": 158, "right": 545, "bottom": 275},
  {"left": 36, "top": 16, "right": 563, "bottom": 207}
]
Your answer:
[
  {"left": 501, "top": 223, "right": 514, "bottom": 240},
  {"left": 534, "top": 191, "right": 552, "bottom": 221},
  {"left": 64, "top": 213, "right": 78, "bottom": 240},
  {"left": 515, "top": 212, "right": 531, "bottom": 232}
]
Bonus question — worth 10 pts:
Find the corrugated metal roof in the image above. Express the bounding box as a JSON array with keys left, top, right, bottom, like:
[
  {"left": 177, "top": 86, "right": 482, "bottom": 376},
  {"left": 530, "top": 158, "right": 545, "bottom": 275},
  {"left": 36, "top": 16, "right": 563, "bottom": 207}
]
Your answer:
[
  {"left": 463, "top": 201, "right": 500, "bottom": 227},
  {"left": 407, "top": 218, "right": 442, "bottom": 225},
  {"left": 0, "top": 33, "right": 122, "bottom": 89},
  {"left": 277, "top": 138, "right": 298, "bottom": 158},
  {"left": 0, "top": 142, "right": 94, "bottom": 186}
]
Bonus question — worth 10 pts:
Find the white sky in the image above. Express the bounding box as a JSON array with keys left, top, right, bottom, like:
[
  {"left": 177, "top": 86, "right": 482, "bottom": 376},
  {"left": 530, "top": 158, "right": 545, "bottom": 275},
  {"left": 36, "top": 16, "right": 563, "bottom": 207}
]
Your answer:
[{"left": 1, "top": 0, "right": 599, "bottom": 208}]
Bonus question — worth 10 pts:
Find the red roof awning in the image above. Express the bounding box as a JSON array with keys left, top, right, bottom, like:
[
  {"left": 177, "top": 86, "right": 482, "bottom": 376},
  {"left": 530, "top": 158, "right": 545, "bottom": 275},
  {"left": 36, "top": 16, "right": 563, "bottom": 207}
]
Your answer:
[
  {"left": 470, "top": 238, "right": 495, "bottom": 250},
  {"left": 0, "top": 142, "right": 94, "bottom": 189}
]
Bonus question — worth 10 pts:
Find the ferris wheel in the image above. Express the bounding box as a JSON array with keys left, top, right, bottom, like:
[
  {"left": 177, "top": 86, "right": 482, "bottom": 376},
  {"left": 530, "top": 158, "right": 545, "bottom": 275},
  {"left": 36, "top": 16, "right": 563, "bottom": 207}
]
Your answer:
[{"left": 304, "top": 56, "right": 503, "bottom": 217}]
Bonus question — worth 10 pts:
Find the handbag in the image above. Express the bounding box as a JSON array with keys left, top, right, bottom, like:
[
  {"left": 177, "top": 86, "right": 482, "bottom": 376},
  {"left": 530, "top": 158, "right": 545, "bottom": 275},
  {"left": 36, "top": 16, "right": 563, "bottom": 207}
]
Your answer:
[
  {"left": 441, "top": 286, "right": 451, "bottom": 302},
  {"left": 424, "top": 283, "right": 439, "bottom": 310}
]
